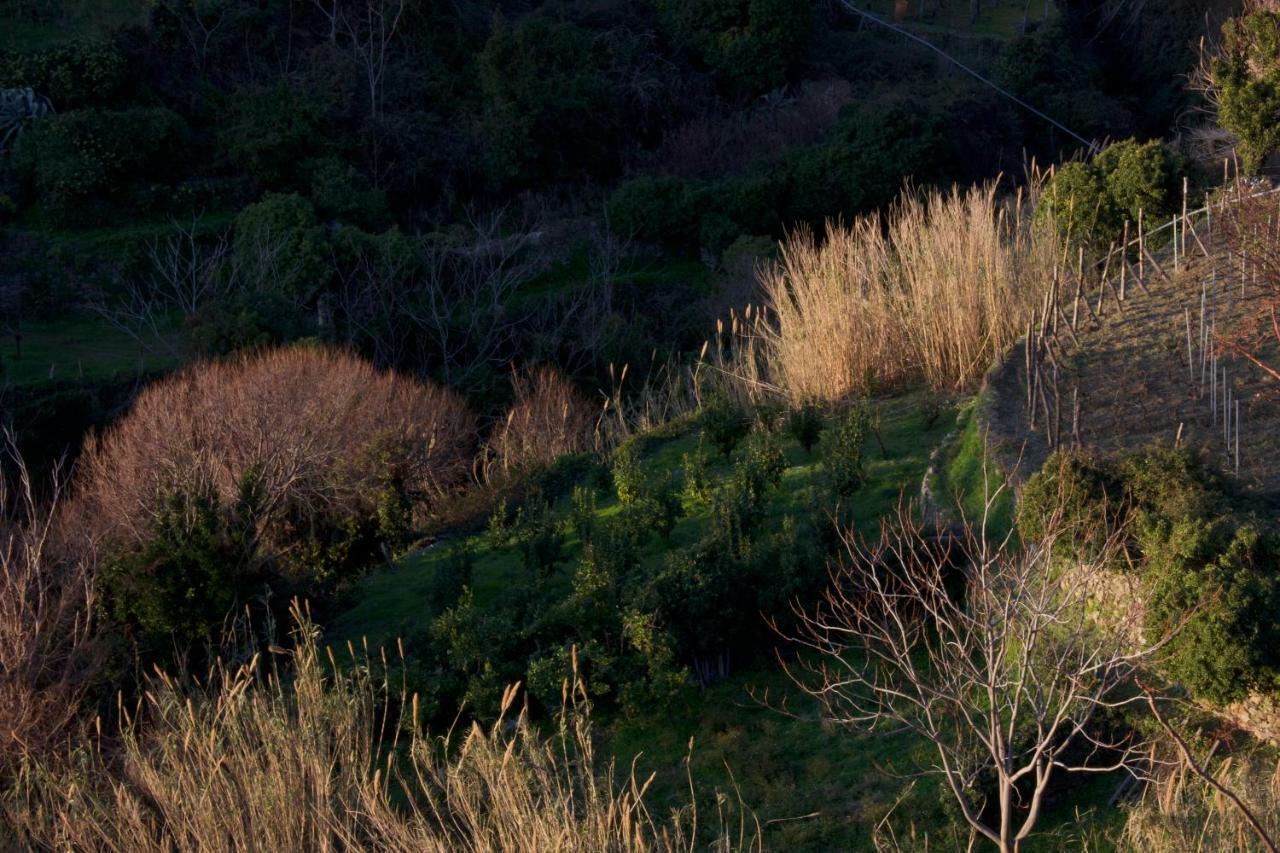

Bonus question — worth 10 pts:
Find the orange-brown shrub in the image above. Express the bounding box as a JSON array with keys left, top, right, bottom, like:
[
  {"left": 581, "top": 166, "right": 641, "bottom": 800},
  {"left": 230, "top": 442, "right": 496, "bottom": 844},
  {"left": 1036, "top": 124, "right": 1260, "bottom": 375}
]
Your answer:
[
  {"left": 483, "top": 366, "right": 596, "bottom": 479},
  {"left": 0, "top": 447, "right": 101, "bottom": 777},
  {"left": 67, "top": 346, "right": 476, "bottom": 552}
]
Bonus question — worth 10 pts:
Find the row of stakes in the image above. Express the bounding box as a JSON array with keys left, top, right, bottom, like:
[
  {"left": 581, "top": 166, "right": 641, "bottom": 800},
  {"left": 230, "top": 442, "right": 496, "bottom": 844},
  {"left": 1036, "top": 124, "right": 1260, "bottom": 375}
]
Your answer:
[{"left": 1024, "top": 172, "right": 1279, "bottom": 474}]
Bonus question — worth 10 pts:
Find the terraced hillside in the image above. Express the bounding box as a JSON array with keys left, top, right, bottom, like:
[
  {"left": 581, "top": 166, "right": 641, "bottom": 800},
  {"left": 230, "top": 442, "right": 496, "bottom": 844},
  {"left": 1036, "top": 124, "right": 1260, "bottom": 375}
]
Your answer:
[{"left": 985, "top": 192, "right": 1280, "bottom": 498}]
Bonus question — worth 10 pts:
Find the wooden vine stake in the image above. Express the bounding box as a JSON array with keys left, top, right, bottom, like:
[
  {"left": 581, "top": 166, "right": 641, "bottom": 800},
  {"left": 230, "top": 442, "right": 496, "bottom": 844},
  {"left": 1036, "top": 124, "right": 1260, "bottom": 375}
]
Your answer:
[{"left": 1120, "top": 220, "right": 1129, "bottom": 300}]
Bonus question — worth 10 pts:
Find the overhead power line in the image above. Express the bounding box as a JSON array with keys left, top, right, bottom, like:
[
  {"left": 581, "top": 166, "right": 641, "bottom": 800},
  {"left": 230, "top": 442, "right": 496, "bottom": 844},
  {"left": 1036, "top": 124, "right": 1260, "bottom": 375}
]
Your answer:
[{"left": 835, "top": 0, "right": 1098, "bottom": 153}]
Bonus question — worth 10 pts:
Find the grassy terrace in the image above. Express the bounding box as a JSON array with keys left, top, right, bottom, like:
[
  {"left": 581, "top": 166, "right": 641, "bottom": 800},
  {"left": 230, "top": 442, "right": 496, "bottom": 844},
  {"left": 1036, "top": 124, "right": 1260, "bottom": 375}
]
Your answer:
[
  {"left": 328, "top": 393, "right": 952, "bottom": 650},
  {"left": 327, "top": 391, "right": 1116, "bottom": 849},
  {"left": 0, "top": 314, "right": 178, "bottom": 388}
]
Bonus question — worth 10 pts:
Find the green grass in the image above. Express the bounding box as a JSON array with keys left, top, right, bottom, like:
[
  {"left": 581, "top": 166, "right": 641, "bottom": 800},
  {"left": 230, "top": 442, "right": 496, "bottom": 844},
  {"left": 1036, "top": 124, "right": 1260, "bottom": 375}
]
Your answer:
[
  {"left": 0, "top": 0, "right": 146, "bottom": 49},
  {"left": 327, "top": 391, "right": 1127, "bottom": 849},
  {"left": 0, "top": 313, "right": 179, "bottom": 387},
  {"left": 935, "top": 401, "right": 1015, "bottom": 542},
  {"left": 327, "top": 393, "right": 955, "bottom": 651},
  {"left": 607, "top": 663, "right": 1125, "bottom": 852}
]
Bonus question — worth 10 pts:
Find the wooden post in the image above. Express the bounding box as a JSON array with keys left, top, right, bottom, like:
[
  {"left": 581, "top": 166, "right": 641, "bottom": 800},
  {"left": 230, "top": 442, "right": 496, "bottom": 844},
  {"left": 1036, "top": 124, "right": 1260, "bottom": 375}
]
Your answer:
[
  {"left": 1138, "top": 208, "right": 1145, "bottom": 278},
  {"left": 1072, "top": 385, "right": 1080, "bottom": 447},
  {"left": 1120, "top": 221, "right": 1129, "bottom": 300},
  {"left": 1097, "top": 242, "right": 1114, "bottom": 316},
  {"left": 1235, "top": 399, "right": 1240, "bottom": 474},
  {"left": 1182, "top": 175, "right": 1190, "bottom": 258},
  {"left": 1185, "top": 307, "right": 1194, "bottom": 382},
  {"left": 1172, "top": 214, "right": 1179, "bottom": 271}
]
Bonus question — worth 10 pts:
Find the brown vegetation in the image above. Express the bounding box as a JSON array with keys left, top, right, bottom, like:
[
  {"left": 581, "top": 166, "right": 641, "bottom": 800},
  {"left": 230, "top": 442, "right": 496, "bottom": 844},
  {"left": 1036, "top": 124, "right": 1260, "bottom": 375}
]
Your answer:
[
  {"left": 719, "top": 182, "right": 1059, "bottom": 403},
  {"left": 1122, "top": 745, "right": 1280, "bottom": 851},
  {"left": 483, "top": 365, "right": 596, "bottom": 479},
  {"left": 4, "top": 603, "right": 751, "bottom": 852},
  {"left": 67, "top": 346, "right": 476, "bottom": 551},
  {"left": 0, "top": 443, "right": 101, "bottom": 777}
]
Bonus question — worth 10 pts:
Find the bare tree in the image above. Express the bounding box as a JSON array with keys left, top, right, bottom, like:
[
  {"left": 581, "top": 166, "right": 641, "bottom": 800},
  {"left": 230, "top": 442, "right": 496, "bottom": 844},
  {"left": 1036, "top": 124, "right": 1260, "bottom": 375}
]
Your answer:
[
  {"left": 780, "top": 495, "right": 1174, "bottom": 853},
  {"left": 89, "top": 216, "right": 230, "bottom": 359},
  {"left": 312, "top": 0, "right": 405, "bottom": 121},
  {"left": 403, "top": 214, "right": 543, "bottom": 388}
]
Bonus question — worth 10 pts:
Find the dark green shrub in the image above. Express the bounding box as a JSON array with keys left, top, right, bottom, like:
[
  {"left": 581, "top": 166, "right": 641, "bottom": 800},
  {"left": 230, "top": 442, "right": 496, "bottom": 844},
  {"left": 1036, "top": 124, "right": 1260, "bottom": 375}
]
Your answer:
[
  {"left": 102, "top": 474, "right": 261, "bottom": 654},
  {"left": 606, "top": 175, "right": 707, "bottom": 248},
  {"left": 787, "top": 399, "right": 824, "bottom": 453},
  {"left": 658, "top": 0, "right": 813, "bottom": 95},
  {"left": 1143, "top": 519, "right": 1280, "bottom": 704},
  {"left": 18, "top": 107, "right": 188, "bottom": 225},
  {"left": 611, "top": 440, "right": 645, "bottom": 506},
  {"left": 231, "top": 193, "right": 329, "bottom": 302},
  {"left": 1034, "top": 160, "right": 1112, "bottom": 246},
  {"left": 0, "top": 40, "right": 127, "bottom": 109},
  {"left": 822, "top": 402, "right": 869, "bottom": 500},
  {"left": 478, "top": 16, "right": 622, "bottom": 189},
  {"left": 700, "top": 393, "right": 748, "bottom": 457},
  {"left": 1211, "top": 9, "right": 1280, "bottom": 172},
  {"left": 634, "top": 473, "right": 685, "bottom": 540},
  {"left": 681, "top": 438, "right": 715, "bottom": 503},
  {"left": 220, "top": 82, "right": 325, "bottom": 190},
  {"left": 618, "top": 609, "right": 690, "bottom": 711},
  {"left": 513, "top": 500, "right": 564, "bottom": 579},
  {"left": 1036, "top": 139, "right": 1185, "bottom": 247},
  {"left": 1094, "top": 139, "right": 1185, "bottom": 231},
  {"left": 1019, "top": 448, "right": 1280, "bottom": 706},
  {"left": 307, "top": 155, "right": 387, "bottom": 226},
  {"left": 568, "top": 485, "right": 597, "bottom": 544},
  {"left": 1016, "top": 450, "right": 1125, "bottom": 563},
  {"left": 732, "top": 429, "right": 785, "bottom": 506}
]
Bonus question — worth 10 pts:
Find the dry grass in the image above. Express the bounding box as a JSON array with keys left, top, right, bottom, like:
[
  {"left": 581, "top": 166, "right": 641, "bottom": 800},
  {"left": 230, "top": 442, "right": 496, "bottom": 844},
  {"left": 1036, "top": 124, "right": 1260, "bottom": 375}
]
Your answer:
[
  {"left": 1121, "top": 748, "right": 1280, "bottom": 851},
  {"left": 483, "top": 365, "right": 596, "bottom": 479},
  {"left": 0, "top": 442, "right": 101, "bottom": 779},
  {"left": 4, "top": 603, "right": 754, "bottom": 852},
  {"left": 66, "top": 346, "right": 476, "bottom": 552},
  {"left": 720, "top": 182, "right": 1060, "bottom": 403}
]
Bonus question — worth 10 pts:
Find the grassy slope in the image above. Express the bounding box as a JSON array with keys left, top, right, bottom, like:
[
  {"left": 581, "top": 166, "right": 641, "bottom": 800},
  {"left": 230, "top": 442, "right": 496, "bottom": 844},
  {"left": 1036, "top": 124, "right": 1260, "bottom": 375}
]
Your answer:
[
  {"left": 328, "top": 394, "right": 950, "bottom": 649},
  {"left": 934, "top": 400, "right": 1016, "bottom": 541},
  {"left": 329, "top": 392, "right": 1120, "bottom": 849},
  {"left": 0, "top": 314, "right": 178, "bottom": 387}
]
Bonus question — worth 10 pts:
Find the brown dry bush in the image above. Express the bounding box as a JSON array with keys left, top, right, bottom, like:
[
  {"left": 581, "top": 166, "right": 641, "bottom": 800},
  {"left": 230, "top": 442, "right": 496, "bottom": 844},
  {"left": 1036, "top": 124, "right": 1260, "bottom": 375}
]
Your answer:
[
  {"left": 483, "top": 365, "right": 596, "bottom": 479},
  {"left": 719, "top": 182, "right": 1060, "bottom": 403},
  {"left": 1121, "top": 747, "right": 1280, "bottom": 851},
  {"left": 67, "top": 346, "right": 476, "bottom": 553},
  {"left": 0, "top": 443, "right": 101, "bottom": 778},
  {"left": 4, "top": 603, "right": 755, "bottom": 852}
]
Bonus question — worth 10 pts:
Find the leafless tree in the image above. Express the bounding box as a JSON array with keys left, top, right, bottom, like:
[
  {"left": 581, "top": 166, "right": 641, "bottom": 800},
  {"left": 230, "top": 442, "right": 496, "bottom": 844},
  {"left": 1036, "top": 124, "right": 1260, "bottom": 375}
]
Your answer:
[
  {"left": 312, "top": 0, "right": 405, "bottom": 121},
  {"left": 154, "top": 0, "right": 234, "bottom": 76},
  {"left": 408, "top": 215, "right": 543, "bottom": 387},
  {"left": 780, "top": 494, "right": 1176, "bottom": 853},
  {"left": 89, "top": 217, "right": 230, "bottom": 359}
]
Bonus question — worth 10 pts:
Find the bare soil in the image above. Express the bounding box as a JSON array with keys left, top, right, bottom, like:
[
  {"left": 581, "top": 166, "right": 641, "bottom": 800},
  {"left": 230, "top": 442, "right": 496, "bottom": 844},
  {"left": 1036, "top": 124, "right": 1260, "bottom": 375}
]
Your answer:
[{"left": 984, "top": 244, "right": 1280, "bottom": 498}]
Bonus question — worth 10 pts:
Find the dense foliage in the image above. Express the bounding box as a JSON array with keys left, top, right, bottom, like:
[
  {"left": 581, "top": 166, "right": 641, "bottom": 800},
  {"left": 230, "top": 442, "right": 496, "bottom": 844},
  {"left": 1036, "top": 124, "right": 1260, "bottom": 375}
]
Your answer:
[
  {"left": 1036, "top": 138, "right": 1186, "bottom": 247},
  {"left": 1210, "top": 7, "right": 1280, "bottom": 172},
  {"left": 1020, "top": 448, "right": 1280, "bottom": 705},
  {"left": 402, "top": 398, "right": 844, "bottom": 723}
]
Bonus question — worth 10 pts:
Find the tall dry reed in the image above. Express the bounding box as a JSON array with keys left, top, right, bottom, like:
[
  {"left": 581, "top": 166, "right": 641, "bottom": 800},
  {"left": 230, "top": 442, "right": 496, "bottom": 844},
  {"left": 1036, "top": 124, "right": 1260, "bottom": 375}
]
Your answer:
[
  {"left": 0, "top": 441, "right": 101, "bottom": 779},
  {"left": 483, "top": 365, "right": 596, "bottom": 479},
  {"left": 1121, "top": 748, "right": 1280, "bottom": 851},
  {"left": 721, "top": 182, "right": 1060, "bottom": 402},
  {"left": 4, "top": 602, "right": 754, "bottom": 852}
]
